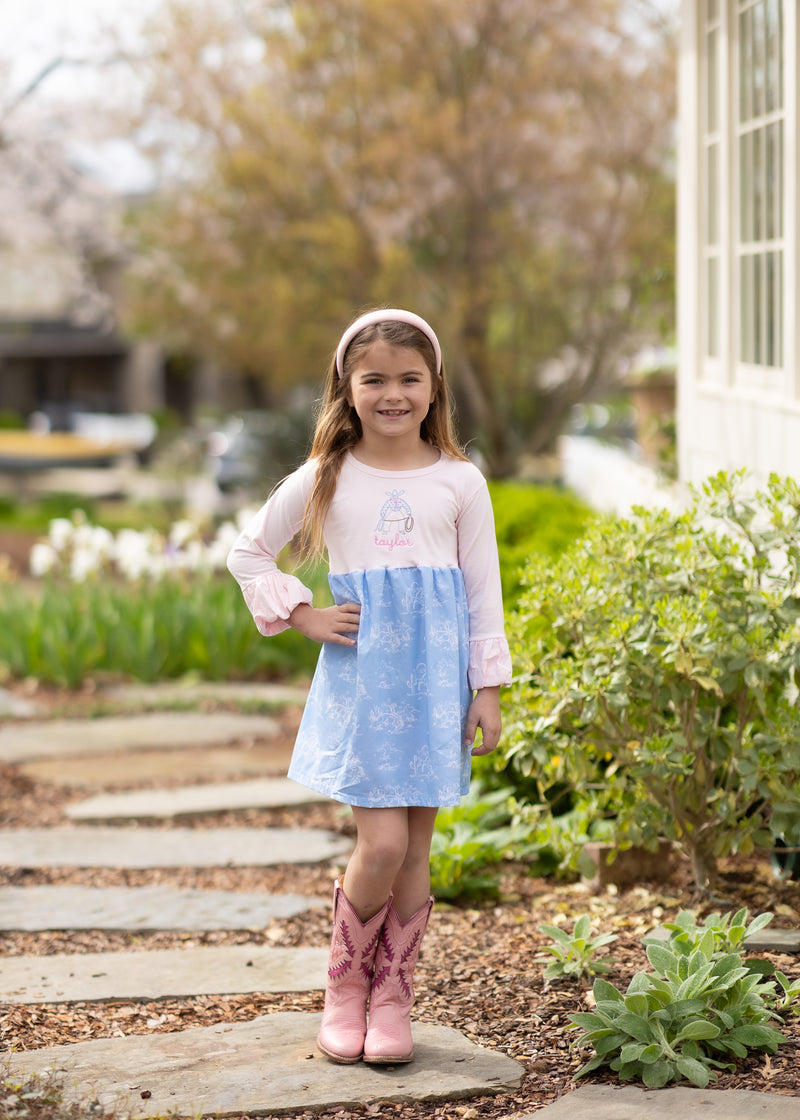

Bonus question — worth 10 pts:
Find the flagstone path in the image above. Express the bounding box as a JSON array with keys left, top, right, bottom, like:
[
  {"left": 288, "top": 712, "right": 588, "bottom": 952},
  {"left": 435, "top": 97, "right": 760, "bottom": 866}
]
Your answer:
[
  {"left": 2, "top": 682, "right": 796, "bottom": 1118},
  {"left": 0, "top": 687, "right": 527, "bottom": 1115}
]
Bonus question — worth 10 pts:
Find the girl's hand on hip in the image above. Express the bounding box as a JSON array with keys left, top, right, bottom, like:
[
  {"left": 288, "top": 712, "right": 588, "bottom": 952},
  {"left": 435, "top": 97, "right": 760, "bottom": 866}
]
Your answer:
[
  {"left": 288, "top": 601, "right": 361, "bottom": 645},
  {"left": 465, "top": 686, "right": 502, "bottom": 756}
]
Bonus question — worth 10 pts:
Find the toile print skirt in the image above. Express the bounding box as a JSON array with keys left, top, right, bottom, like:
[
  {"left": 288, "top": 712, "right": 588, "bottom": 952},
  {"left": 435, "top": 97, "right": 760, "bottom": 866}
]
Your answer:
[{"left": 287, "top": 566, "right": 472, "bottom": 807}]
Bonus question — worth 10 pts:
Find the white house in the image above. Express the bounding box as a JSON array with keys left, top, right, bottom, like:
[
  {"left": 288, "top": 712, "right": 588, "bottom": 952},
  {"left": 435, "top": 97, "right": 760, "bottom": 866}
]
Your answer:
[{"left": 677, "top": 0, "right": 798, "bottom": 483}]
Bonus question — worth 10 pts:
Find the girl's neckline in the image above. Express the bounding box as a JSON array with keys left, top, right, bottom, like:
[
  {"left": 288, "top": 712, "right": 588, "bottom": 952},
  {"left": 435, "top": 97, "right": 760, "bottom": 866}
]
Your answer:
[{"left": 345, "top": 449, "right": 444, "bottom": 477}]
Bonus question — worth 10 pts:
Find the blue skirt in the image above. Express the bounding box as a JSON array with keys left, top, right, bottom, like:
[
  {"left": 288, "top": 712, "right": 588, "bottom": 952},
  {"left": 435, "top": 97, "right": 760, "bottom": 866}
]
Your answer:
[{"left": 287, "top": 566, "right": 472, "bottom": 807}]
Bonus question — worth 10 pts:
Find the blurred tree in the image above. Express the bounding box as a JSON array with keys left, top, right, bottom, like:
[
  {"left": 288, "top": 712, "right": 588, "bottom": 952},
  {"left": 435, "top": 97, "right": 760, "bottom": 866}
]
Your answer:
[
  {"left": 0, "top": 60, "right": 124, "bottom": 329},
  {"left": 124, "top": 0, "right": 677, "bottom": 473}
]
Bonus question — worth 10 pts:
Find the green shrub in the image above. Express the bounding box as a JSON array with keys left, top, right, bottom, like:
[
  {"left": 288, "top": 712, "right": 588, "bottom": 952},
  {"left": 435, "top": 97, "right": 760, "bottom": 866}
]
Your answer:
[
  {"left": 429, "top": 785, "right": 523, "bottom": 903},
  {"left": 488, "top": 481, "right": 594, "bottom": 601},
  {"left": 503, "top": 471, "right": 800, "bottom": 889}
]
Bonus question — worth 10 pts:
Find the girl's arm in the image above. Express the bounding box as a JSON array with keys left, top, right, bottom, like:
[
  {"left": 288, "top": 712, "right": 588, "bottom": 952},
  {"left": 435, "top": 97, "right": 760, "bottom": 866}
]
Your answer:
[
  {"left": 456, "top": 480, "right": 513, "bottom": 690},
  {"left": 464, "top": 685, "right": 502, "bottom": 756},
  {"left": 227, "top": 462, "right": 316, "bottom": 636}
]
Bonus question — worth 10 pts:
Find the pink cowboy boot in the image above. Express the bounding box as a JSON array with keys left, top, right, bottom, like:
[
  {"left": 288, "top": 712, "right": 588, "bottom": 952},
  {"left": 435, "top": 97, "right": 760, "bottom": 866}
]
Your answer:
[
  {"left": 363, "top": 895, "right": 433, "bottom": 1064},
  {"left": 317, "top": 879, "right": 391, "bottom": 1063}
]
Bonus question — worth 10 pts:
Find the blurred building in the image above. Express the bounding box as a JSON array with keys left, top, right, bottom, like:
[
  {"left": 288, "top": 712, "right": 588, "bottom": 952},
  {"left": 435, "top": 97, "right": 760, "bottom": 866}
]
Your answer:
[
  {"left": 677, "top": 0, "right": 796, "bottom": 482},
  {"left": 0, "top": 224, "right": 241, "bottom": 428}
]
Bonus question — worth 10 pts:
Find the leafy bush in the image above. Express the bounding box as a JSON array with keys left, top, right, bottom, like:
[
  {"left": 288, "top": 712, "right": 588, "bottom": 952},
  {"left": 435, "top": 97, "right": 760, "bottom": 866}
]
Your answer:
[
  {"left": 503, "top": 471, "right": 800, "bottom": 889},
  {"left": 488, "top": 481, "right": 593, "bottom": 601},
  {"left": 538, "top": 915, "right": 617, "bottom": 980},
  {"left": 570, "top": 908, "right": 786, "bottom": 1088},
  {"left": 429, "top": 786, "right": 523, "bottom": 902}
]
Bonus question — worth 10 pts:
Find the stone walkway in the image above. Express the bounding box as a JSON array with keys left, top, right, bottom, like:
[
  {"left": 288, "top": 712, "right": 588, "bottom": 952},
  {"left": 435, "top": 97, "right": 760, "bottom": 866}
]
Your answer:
[
  {"left": 0, "top": 685, "right": 526, "bottom": 1115},
  {"left": 1, "top": 682, "right": 797, "bottom": 1118}
]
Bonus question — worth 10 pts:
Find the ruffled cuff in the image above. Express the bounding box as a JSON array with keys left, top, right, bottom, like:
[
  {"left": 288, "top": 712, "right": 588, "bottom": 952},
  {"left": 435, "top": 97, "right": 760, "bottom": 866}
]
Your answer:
[
  {"left": 243, "top": 571, "right": 313, "bottom": 637},
  {"left": 468, "top": 637, "right": 513, "bottom": 690}
]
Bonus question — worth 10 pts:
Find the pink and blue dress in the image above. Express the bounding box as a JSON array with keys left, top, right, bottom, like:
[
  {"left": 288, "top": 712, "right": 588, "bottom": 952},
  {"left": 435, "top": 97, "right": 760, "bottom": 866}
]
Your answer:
[{"left": 227, "top": 452, "right": 512, "bottom": 808}]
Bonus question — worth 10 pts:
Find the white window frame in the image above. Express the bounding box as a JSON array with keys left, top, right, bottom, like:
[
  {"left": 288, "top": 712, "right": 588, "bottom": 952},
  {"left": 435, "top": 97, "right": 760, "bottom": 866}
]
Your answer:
[{"left": 697, "top": 0, "right": 796, "bottom": 400}]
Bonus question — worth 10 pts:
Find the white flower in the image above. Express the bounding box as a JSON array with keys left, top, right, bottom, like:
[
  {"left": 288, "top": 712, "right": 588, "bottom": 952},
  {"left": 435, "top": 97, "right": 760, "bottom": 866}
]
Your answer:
[
  {"left": 169, "top": 519, "right": 197, "bottom": 548},
  {"left": 70, "top": 546, "right": 101, "bottom": 582},
  {"left": 30, "top": 542, "right": 58, "bottom": 577},
  {"left": 48, "top": 518, "right": 74, "bottom": 552}
]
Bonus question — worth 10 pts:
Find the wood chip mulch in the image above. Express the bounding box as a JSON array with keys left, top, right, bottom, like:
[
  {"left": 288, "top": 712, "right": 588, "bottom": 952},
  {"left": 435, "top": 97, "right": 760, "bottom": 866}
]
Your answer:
[{"left": 1, "top": 687, "right": 800, "bottom": 1118}]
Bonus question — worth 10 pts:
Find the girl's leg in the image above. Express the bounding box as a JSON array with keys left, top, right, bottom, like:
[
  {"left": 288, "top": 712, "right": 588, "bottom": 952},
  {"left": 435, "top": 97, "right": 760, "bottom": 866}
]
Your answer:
[
  {"left": 389, "top": 806, "right": 438, "bottom": 920},
  {"left": 343, "top": 806, "right": 410, "bottom": 920},
  {"left": 364, "top": 806, "right": 439, "bottom": 1065}
]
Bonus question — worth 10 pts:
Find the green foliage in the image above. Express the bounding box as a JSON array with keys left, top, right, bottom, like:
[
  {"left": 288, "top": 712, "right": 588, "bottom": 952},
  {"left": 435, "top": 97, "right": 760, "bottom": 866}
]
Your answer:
[
  {"left": 538, "top": 915, "right": 617, "bottom": 980},
  {"left": 489, "top": 481, "right": 594, "bottom": 600},
  {"left": 0, "top": 492, "right": 96, "bottom": 530},
  {"left": 0, "top": 574, "right": 323, "bottom": 688},
  {"left": 429, "top": 786, "right": 523, "bottom": 903},
  {"left": 570, "top": 908, "right": 786, "bottom": 1088},
  {"left": 0, "top": 1070, "right": 122, "bottom": 1120},
  {"left": 503, "top": 470, "right": 800, "bottom": 888},
  {"left": 652, "top": 907, "right": 774, "bottom": 958}
]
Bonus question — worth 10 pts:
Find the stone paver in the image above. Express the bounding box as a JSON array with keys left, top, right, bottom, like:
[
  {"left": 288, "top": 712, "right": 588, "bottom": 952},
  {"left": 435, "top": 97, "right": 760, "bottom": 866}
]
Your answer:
[
  {"left": 531, "top": 1083, "right": 800, "bottom": 1118},
  {"left": 0, "top": 885, "right": 326, "bottom": 931},
  {"left": 101, "top": 680, "right": 309, "bottom": 708},
  {"left": 648, "top": 924, "right": 800, "bottom": 954},
  {"left": 0, "top": 945, "right": 329, "bottom": 1003},
  {"left": 0, "top": 712, "right": 282, "bottom": 763},
  {"left": 66, "top": 777, "right": 325, "bottom": 820},
  {"left": 0, "top": 826, "right": 351, "bottom": 868},
  {"left": 6, "top": 1011, "right": 525, "bottom": 1119},
  {"left": 19, "top": 742, "right": 294, "bottom": 787},
  {"left": 744, "top": 928, "right": 800, "bottom": 953},
  {"left": 0, "top": 686, "right": 39, "bottom": 718}
]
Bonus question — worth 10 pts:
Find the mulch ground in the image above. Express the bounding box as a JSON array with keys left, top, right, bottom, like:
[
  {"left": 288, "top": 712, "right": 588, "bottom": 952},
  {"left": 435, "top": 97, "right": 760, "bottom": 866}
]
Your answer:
[{"left": 1, "top": 685, "right": 800, "bottom": 1119}]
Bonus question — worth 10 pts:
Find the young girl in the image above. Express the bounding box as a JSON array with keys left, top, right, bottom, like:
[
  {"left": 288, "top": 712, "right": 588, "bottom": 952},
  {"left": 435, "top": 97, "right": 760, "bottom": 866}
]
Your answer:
[{"left": 227, "top": 308, "right": 512, "bottom": 1065}]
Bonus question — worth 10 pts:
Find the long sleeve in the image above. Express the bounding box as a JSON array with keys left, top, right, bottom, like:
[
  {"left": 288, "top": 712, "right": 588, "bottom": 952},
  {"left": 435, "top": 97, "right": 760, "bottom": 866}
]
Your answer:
[
  {"left": 456, "top": 482, "right": 513, "bottom": 690},
  {"left": 226, "top": 461, "right": 316, "bottom": 636}
]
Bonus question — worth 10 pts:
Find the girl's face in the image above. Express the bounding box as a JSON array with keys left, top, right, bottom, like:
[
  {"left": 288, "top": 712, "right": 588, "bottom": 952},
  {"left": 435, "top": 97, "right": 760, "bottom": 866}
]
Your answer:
[{"left": 346, "top": 341, "right": 437, "bottom": 446}]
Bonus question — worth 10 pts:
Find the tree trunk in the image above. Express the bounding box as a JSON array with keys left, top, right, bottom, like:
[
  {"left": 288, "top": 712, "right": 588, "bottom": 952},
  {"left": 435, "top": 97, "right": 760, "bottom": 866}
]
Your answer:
[{"left": 689, "top": 844, "right": 718, "bottom": 893}]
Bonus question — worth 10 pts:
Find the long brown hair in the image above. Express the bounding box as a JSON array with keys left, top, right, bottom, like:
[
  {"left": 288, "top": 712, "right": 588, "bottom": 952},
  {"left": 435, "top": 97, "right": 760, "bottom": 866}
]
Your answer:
[{"left": 300, "top": 313, "right": 468, "bottom": 558}]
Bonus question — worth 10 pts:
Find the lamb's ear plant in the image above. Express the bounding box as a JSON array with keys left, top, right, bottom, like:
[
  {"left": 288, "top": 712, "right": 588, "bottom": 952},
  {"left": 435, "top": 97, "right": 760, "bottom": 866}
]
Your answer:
[
  {"left": 569, "top": 908, "right": 786, "bottom": 1088},
  {"left": 652, "top": 907, "right": 774, "bottom": 956},
  {"left": 538, "top": 915, "right": 617, "bottom": 980}
]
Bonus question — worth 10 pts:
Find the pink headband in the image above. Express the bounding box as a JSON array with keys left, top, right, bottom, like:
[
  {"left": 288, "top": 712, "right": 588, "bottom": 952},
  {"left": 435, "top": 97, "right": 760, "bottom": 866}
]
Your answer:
[{"left": 335, "top": 309, "right": 442, "bottom": 378}]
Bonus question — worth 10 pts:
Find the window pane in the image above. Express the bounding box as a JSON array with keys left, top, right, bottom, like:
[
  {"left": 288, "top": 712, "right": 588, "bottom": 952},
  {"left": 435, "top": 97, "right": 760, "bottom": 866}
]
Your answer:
[
  {"left": 765, "top": 0, "right": 783, "bottom": 112},
  {"left": 707, "top": 28, "right": 718, "bottom": 131},
  {"left": 739, "top": 7, "right": 753, "bottom": 123},
  {"left": 752, "top": 2, "right": 766, "bottom": 119},
  {"left": 753, "top": 128, "right": 763, "bottom": 241},
  {"left": 707, "top": 143, "right": 719, "bottom": 244},
  {"left": 740, "top": 256, "right": 753, "bottom": 363},
  {"left": 766, "top": 251, "right": 782, "bottom": 367},
  {"left": 739, "top": 133, "right": 752, "bottom": 242},
  {"left": 765, "top": 121, "right": 781, "bottom": 239},
  {"left": 707, "top": 257, "right": 719, "bottom": 358}
]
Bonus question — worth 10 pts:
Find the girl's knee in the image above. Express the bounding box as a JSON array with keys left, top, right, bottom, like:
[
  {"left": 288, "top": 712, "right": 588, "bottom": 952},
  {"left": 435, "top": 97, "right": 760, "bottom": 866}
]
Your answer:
[{"left": 359, "top": 832, "right": 408, "bottom": 877}]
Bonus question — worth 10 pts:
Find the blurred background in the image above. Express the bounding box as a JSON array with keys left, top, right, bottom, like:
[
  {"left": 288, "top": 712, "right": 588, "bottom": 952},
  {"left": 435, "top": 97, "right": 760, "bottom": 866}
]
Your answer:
[{"left": 0, "top": 0, "right": 679, "bottom": 573}]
